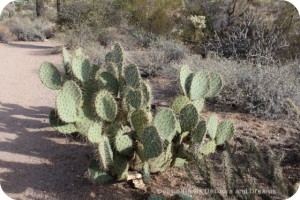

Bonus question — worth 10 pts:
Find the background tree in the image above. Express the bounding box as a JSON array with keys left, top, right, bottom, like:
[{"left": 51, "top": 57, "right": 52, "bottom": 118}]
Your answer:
[{"left": 36, "top": 0, "right": 44, "bottom": 17}]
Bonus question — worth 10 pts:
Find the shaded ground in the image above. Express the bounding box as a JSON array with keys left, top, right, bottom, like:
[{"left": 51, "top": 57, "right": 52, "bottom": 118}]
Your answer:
[{"left": 0, "top": 41, "right": 298, "bottom": 200}]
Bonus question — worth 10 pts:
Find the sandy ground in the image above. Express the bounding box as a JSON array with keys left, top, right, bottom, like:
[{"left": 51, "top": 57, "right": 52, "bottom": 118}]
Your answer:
[{"left": 0, "top": 41, "right": 144, "bottom": 200}]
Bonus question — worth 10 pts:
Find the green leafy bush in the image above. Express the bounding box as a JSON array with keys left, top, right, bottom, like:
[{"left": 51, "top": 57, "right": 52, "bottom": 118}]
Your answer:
[{"left": 39, "top": 44, "right": 235, "bottom": 182}]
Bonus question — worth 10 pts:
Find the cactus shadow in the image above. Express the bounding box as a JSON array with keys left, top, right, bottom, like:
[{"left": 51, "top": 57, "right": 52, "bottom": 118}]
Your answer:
[{"left": 0, "top": 102, "right": 143, "bottom": 199}]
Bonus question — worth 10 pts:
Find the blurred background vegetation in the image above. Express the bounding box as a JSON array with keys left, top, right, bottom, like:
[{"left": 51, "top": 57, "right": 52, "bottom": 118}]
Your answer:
[{"left": 0, "top": 0, "right": 300, "bottom": 121}]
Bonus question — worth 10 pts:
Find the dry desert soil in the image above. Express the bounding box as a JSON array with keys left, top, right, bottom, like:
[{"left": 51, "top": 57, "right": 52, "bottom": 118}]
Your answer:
[{"left": 0, "top": 40, "right": 299, "bottom": 200}]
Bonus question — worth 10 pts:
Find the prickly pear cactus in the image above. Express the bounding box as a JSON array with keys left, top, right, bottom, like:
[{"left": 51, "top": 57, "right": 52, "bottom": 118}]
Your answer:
[{"left": 40, "top": 44, "right": 234, "bottom": 183}]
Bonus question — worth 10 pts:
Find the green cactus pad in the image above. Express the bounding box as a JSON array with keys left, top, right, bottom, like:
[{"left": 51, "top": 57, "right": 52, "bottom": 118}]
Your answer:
[
  {"left": 104, "top": 123, "right": 122, "bottom": 137},
  {"left": 56, "top": 91, "right": 78, "bottom": 123},
  {"left": 74, "top": 47, "right": 83, "bottom": 57},
  {"left": 189, "top": 71, "right": 210, "bottom": 100},
  {"left": 98, "top": 135, "right": 114, "bottom": 170},
  {"left": 49, "top": 109, "right": 77, "bottom": 134},
  {"left": 111, "top": 154, "right": 129, "bottom": 181},
  {"left": 171, "top": 95, "right": 191, "bottom": 114},
  {"left": 130, "top": 109, "right": 152, "bottom": 137},
  {"left": 179, "top": 65, "right": 193, "bottom": 95},
  {"left": 71, "top": 55, "right": 91, "bottom": 82},
  {"left": 193, "top": 98, "right": 205, "bottom": 112},
  {"left": 125, "top": 87, "right": 143, "bottom": 110},
  {"left": 88, "top": 123, "right": 102, "bottom": 144},
  {"left": 106, "top": 62, "right": 118, "bottom": 79},
  {"left": 206, "top": 73, "right": 223, "bottom": 98},
  {"left": 124, "top": 64, "right": 141, "bottom": 88},
  {"left": 179, "top": 104, "right": 199, "bottom": 132},
  {"left": 141, "top": 126, "right": 163, "bottom": 160},
  {"left": 154, "top": 108, "right": 177, "bottom": 142},
  {"left": 148, "top": 143, "right": 173, "bottom": 172},
  {"left": 143, "top": 162, "right": 151, "bottom": 183},
  {"left": 96, "top": 71, "right": 119, "bottom": 97},
  {"left": 174, "top": 158, "right": 188, "bottom": 168},
  {"left": 199, "top": 140, "right": 216, "bottom": 155},
  {"left": 105, "top": 43, "right": 123, "bottom": 75},
  {"left": 90, "top": 64, "right": 101, "bottom": 79},
  {"left": 39, "top": 62, "right": 62, "bottom": 90},
  {"left": 176, "top": 119, "right": 182, "bottom": 133},
  {"left": 192, "top": 119, "right": 206, "bottom": 143},
  {"left": 88, "top": 161, "right": 113, "bottom": 184},
  {"left": 215, "top": 121, "right": 234, "bottom": 145},
  {"left": 114, "top": 129, "right": 134, "bottom": 157},
  {"left": 75, "top": 107, "right": 95, "bottom": 136},
  {"left": 141, "top": 81, "right": 152, "bottom": 108},
  {"left": 95, "top": 90, "right": 118, "bottom": 122},
  {"left": 62, "top": 80, "right": 82, "bottom": 106},
  {"left": 207, "top": 115, "right": 219, "bottom": 139}
]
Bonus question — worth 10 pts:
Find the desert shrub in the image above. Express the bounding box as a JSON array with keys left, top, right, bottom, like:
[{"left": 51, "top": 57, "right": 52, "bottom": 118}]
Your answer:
[
  {"left": 126, "top": 37, "right": 190, "bottom": 77},
  {"left": 56, "top": 0, "right": 122, "bottom": 47},
  {"left": 39, "top": 43, "right": 235, "bottom": 184},
  {"left": 185, "top": 139, "right": 296, "bottom": 199},
  {"left": 122, "top": 0, "right": 182, "bottom": 35},
  {"left": 4, "top": 16, "right": 53, "bottom": 41},
  {"left": 179, "top": 54, "right": 300, "bottom": 119},
  {"left": 200, "top": 0, "right": 300, "bottom": 64},
  {"left": 0, "top": 24, "right": 16, "bottom": 42}
]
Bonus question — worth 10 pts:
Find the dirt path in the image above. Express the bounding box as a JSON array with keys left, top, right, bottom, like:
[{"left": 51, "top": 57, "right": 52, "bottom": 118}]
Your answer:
[{"left": 0, "top": 41, "right": 142, "bottom": 200}]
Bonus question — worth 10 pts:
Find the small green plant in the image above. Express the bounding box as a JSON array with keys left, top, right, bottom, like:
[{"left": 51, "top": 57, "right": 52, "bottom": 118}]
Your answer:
[{"left": 39, "top": 43, "right": 234, "bottom": 182}]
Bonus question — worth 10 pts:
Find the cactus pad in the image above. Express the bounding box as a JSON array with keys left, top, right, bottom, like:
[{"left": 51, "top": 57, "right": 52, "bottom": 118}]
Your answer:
[
  {"left": 49, "top": 109, "right": 77, "bottom": 134},
  {"left": 192, "top": 119, "right": 206, "bottom": 143},
  {"left": 193, "top": 98, "right": 205, "bottom": 112},
  {"left": 106, "top": 62, "right": 118, "bottom": 79},
  {"left": 141, "top": 126, "right": 163, "bottom": 160},
  {"left": 141, "top": 81, "right": 152, "bottom": 108},
  {"left": 206, "top": 73, "right": 223, "bottom": 98},
  {"left": 105, "top": 43, "right": 123, "bottom": 75},
  {"left": 71, "top": 55, "right": 91, "bottom": 82},
  {"left": 56, "top": 91, "right": 78, "bottom": 123},
  {"left": 207, "top": 115, "right": 219, "bottom": 139},
  {"left": 125, "top": 87, "right": 143, "bottom": 110},
  {"left": 154, "top": 108, "right": 177, "bottom": 142},
  {"left": 124, "top": 64, "right": 141, "bottom": 88},
  {"left": 114, "top": 129, "right": 134, "bottom": 157},
  {"left": 39, "top": 62, "right": 62, "bottom": 90},
  {"left": 130, "top": 109, "right": 152, "bottom": 137},
  {"left": 179, "top": 65, "right": 193, "bottom": 95},
  {"left": 171, "top": 95, "right": 190, "bottom": 114},
  {"left": 76, "top": 107, "right": 95, "bottom": 136},
  {"left": 95, "top": 90, "right": 118, "bottom": 122},
  {"left": 98, "top": 135, "right": 114, "bottom": 170},
  {"left": 111, "top": 154, "right": 129, "bottom": 181},
  {"left": 189, "top": 71, "right": 210, "bottom": 100},
  {"left": 62, "top": 80, "right": 82, "bottom": 106},
  {"left": 199, "top": 140, "right": 216, "bottom": 155},
  {"left": 88, "top": 161, "right": 113, "bottom": 184},
  {"left": 179, "top": 104, "right": 199, "bottom": 132},
  {"left": 215, "top": 121, "right": 234, "bottom": 145},
  {"left": 96, "top": 71, "right": 119, "bottom": 96},
  {"left": 88, "top": 123, "right": 102, "bottom": 144}
]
